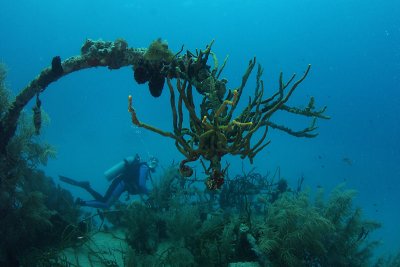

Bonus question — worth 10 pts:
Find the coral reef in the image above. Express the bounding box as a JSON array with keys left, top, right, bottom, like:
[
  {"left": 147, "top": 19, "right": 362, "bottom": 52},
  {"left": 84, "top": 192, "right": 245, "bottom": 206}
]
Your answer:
[
  {"left": 2, "top": 159, "right": 383, "bottom": 266},
  {"left": 102, "top": 166, "right": 382, "bottom": 266},
  {"left": 1, "top": 39, "right": 392, "bottom": 266}
]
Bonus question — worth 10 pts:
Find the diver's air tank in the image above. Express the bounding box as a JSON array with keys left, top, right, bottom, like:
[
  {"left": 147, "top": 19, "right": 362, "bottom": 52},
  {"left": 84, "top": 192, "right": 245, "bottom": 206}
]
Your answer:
[{"left": 104, "top": 156, "right": 135, "bottom": 181}]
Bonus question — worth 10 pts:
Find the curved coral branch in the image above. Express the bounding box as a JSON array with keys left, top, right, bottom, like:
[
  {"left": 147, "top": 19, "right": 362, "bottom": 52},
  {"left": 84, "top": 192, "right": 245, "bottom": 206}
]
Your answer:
[{"left": 0, "top": 39, "right": 146, "bottom": 154}]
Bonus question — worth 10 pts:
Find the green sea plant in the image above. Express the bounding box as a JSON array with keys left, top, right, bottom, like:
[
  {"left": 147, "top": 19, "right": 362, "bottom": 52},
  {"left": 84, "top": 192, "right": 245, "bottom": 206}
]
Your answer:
[
  {"left": 317, "top": 186, "right": 381, "bottom": 266},
  {"left": 122, "top": 202, "right": 159, "bottom": 254},
  {"left": 164, "top": 204, "right": 201, "bottom": 243},
  {"left": 121, "top": 165, "right": 236, "bottom": 266},
  {"left": 256, "top": 186, "right": 381, "bottom": 267},
  {"left": 187, "top": 213, "right": 238, "bottom": 266},
  {"left": 257, "top": 191, "right": 333, "bottom": 266},
  {"left": 147, "top": 164, "right": 184, "bottom": 210},
  {"left": 374, "top": 250, "right": 400, "bottom": 267}
]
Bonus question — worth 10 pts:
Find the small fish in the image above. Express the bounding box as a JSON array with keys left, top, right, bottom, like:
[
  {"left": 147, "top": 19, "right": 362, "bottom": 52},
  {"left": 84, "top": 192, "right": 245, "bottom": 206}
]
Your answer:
[
  {"left": 357, "top": 226, "right": 369, "bottom": 241},
  {"left": 342, "top": 157, "right": 353, "bottom": 166}
]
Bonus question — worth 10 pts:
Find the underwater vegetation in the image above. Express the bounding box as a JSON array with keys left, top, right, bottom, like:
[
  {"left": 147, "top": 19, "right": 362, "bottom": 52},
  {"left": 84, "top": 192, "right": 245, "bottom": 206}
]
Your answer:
[
  {"left": 100, "top": 165, "right": 386, "bottom": 267},
  {"left": 376, "top": 252, "right": 400, "bottom": 267},
  {"left": 0, "top": 64, "right": 81, "bottom": 266},
  {"left": 256, "top": 187, "right": 381, "bottom": 266},
  {"left": 0, "top": 157, "right": 392, "bottom": 266}
]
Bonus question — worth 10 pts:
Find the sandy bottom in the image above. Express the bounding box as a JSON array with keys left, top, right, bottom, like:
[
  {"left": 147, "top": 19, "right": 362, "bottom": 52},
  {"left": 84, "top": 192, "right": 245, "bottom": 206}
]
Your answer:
[
  {"left": 59, "top": 229, "right": 261, "bottom": 266},
  {"left": 61, "top": 229, "right": 128, "bottom": 266}
]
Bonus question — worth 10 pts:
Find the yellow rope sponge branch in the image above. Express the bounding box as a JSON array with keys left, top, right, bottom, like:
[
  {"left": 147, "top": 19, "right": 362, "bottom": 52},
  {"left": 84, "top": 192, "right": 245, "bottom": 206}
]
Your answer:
[
  {"left": 127, "top": 95, "right": 176, "bottom": 139},
  {"left": 232, "top": 120, "right": 253, "bottom": 128},
  {"left": 214, "top": 89, "right": 238, "bottom": 119},
  {"left": 127, "top": 95, "right": 140, "bottom": 126}
]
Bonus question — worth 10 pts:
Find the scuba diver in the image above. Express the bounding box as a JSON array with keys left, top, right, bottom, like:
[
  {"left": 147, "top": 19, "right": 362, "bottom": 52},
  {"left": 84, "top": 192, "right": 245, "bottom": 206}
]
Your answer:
[{"left": 59, "top": 154, "right": 158, "bottom": 209}]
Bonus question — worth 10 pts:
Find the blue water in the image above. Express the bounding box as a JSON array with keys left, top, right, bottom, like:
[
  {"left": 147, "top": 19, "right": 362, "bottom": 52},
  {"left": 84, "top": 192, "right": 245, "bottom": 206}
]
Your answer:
[{"left": 1, "top": 0, "right": 399, "bottom": 256}]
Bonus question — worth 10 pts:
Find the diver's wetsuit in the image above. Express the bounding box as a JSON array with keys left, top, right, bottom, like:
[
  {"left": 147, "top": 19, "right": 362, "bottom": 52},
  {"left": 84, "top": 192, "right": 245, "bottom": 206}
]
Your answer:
[
  {"left": 60, "top": 158, "right": 151, "bottom": 209},
  {"left": 82, "top": 162, "right": 150, "bottom": 209}
]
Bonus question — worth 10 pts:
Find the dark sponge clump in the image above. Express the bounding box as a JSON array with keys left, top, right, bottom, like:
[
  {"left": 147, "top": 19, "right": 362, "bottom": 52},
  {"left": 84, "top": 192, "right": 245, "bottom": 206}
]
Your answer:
[
  {"left": 133, "top": 61, "right": 166, "bottom": 97},
  {"left": 134, "top": 65, "right": 150, "bottom": 84},
  {"left": 51, "top": 56, "right": 63, "bottom": 76},
  {"left": 148, "top": 74, "right": 165, "bottom": 97}
]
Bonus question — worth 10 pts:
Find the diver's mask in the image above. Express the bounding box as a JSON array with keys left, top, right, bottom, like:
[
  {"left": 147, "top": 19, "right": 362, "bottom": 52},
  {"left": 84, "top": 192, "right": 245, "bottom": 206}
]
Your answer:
[{"left": 147, "top": 156, "right": 159, "bottom": 170}]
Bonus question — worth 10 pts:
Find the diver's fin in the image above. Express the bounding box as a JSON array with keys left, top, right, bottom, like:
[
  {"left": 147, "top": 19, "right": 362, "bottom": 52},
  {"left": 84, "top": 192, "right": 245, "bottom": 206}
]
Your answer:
[{"left": 59, "top": 175, "right": 90, "bottom": 188}]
